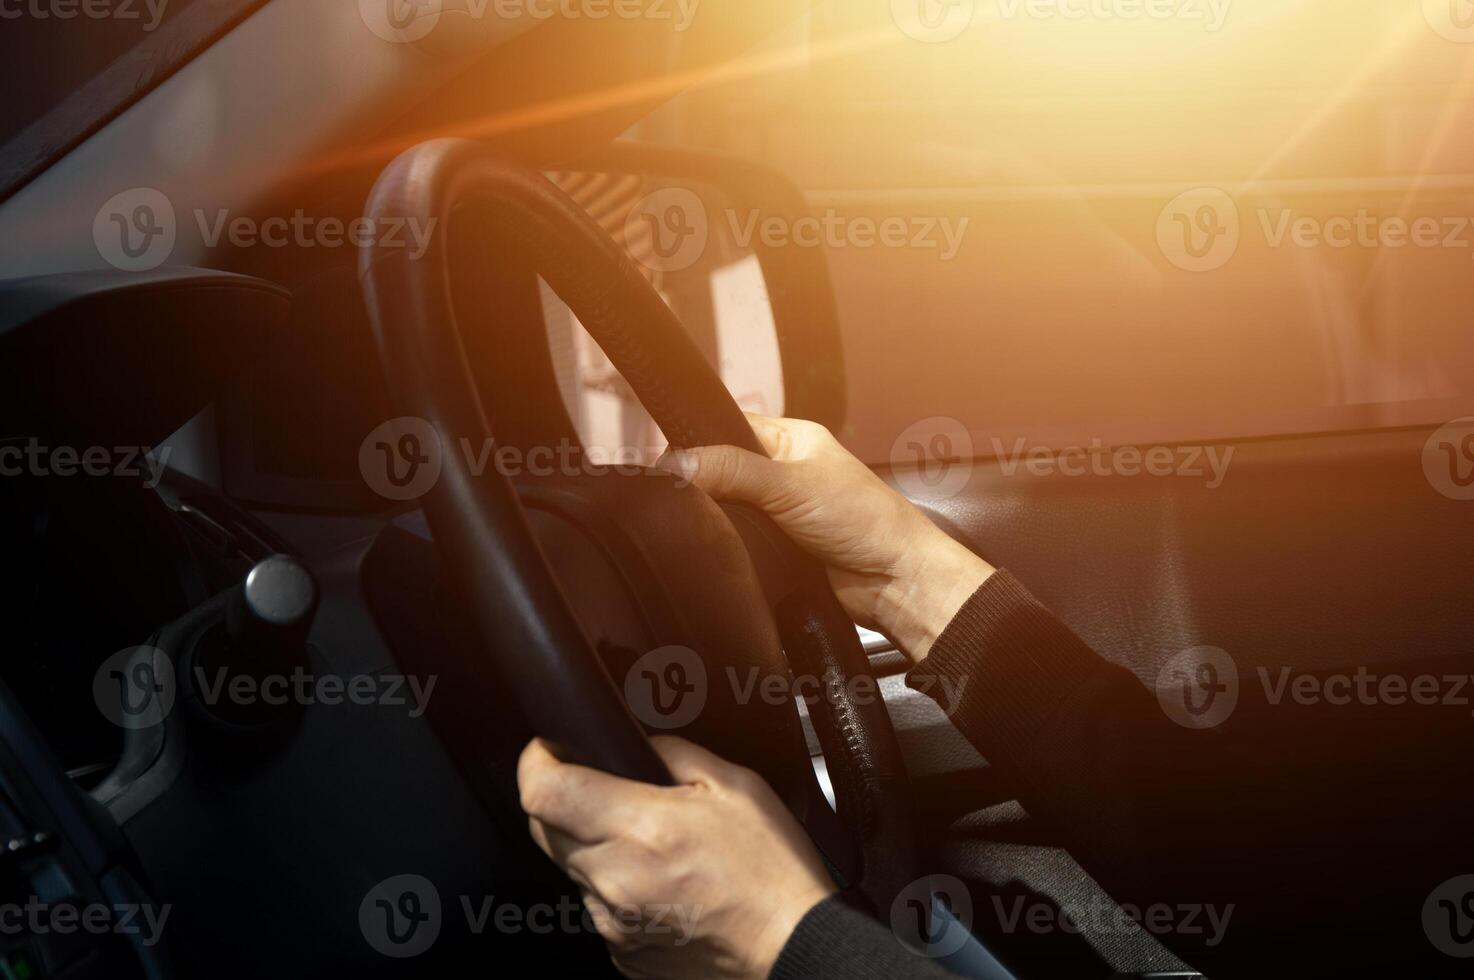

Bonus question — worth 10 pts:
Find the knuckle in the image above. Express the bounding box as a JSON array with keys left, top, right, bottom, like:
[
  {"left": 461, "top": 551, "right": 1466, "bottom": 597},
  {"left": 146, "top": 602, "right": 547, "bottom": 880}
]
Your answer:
[
  {"left": 705, "top": 447, "right": 741, "bottom": 489},
  {"left": 517, "top": 775, "right": 549, "bottom": 817},
  {"left": 794, "top": 418, "right": 833, "bottom": 445},
  {"left": 719, "top": 448, "right": 748, "bottom": 486},
  {"left": 630, "top": 813, "right": 681, "bottom": 855},
  {"left": 724, "top": 763, "right": 766, "bottom": 798},
  {"left": 592, "top": 911, "right": 630, "bottom": 948},
  {"left": 768, "top": 426, "right": 798, "bottom": 460},
  {"left": 590, "top": 873, "right": 632, "bottom": 915},
  {"left": 520, "top": 766, "right": 581, "bottom": 820}
]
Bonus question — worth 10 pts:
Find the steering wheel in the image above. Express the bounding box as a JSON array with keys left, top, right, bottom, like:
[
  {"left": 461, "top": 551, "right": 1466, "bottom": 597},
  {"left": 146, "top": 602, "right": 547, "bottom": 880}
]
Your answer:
[
  {"left": 358, "top": 138, "right": 915, "bottom": 908},
  {"left": 0, "top": 677, "right": 171, "bottom": 977}
]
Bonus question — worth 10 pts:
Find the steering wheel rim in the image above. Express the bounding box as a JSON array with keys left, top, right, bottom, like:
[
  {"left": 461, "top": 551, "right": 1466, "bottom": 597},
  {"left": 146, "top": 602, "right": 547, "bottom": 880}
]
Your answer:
[
  {"left": 359, "top": 138, "right": 916, "bottom": 904},
  {"left": 0, "top": 675, "right": 170, "bottom": 977}
]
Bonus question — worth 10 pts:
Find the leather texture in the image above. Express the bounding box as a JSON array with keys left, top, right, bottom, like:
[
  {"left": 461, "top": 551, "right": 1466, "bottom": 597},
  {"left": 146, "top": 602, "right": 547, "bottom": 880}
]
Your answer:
[
  {"left": 360, "top": 140, "right": 683, "bottom": 785},
  {"left": 720, "top": 496, "right": 920, "bottom": 903},
  {"left": 776, "top": 588, "right": 917, "bottom": 902}
]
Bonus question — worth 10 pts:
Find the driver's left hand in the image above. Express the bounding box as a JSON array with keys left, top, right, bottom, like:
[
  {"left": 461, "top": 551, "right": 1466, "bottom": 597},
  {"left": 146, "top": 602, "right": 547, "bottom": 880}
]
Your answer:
[{"left": 518, "top": 736, "right": 837, "bottom": 979}]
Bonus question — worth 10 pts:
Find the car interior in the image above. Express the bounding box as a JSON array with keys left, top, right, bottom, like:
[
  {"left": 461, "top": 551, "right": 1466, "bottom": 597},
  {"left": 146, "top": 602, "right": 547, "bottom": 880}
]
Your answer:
[{"left": 0, "top": 1, "right": 1472, "bottom": 977}]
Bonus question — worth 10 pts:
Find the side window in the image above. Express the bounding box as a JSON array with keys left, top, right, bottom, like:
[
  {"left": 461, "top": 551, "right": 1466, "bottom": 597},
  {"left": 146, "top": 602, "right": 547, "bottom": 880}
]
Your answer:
[
  {"left": 542, "top": 173, "right": 784, "bottom": 463},
  {"left": 622, "top": 1, "right": 1474, "bottom": 464}
]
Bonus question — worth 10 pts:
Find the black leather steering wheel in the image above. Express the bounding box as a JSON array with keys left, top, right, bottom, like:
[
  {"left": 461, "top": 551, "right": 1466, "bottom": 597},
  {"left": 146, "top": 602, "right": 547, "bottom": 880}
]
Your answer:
[{"left": 358, "top": 138, "right": 915, "bottom": 907}]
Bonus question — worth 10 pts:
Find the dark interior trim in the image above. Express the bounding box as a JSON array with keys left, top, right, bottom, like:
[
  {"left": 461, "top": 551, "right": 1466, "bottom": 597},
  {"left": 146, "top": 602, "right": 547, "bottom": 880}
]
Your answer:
[{"left": 0, "top": 0, "right": 266, "bottom": 207}]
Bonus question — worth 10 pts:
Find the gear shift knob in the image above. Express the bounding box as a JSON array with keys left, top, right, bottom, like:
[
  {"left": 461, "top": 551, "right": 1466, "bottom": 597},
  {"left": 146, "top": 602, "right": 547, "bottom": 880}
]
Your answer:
[
  {"left": 226, "top": 555, "right": 318, "bottom": 674},
  {"left": 182, "top": 555, "right": 319, "bottom": 738}
]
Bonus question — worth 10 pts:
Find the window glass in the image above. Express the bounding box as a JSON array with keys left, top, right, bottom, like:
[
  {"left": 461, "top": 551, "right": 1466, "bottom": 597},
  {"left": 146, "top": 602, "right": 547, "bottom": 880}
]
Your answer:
[
  {"left": 633, "top": 1, "right": 1474, "bottom": 462},
  {"left": 542, "top": 173, "right": 784, "bottom": 462}
]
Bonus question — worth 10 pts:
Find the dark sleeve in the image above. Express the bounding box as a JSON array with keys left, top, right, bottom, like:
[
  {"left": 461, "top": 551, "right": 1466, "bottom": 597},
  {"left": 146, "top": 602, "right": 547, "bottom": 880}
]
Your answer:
[
  {"left": 902, "top": 569, "right": 1473, "bottom": 975},
  {"left": 770, "top": 895, "right": 960, "bottom": 980}
]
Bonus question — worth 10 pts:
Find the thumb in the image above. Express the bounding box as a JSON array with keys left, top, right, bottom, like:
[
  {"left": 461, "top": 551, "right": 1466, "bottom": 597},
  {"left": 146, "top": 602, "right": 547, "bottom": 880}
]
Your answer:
[{"left": 657, "top": 444, "right": 781, "bottom": 506}]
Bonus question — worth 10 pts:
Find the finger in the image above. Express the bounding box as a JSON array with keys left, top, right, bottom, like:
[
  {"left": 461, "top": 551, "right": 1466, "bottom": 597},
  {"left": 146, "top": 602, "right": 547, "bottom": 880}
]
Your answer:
[
  {"left": 647, "top": 735, "right": 742, "bottom": 787},
  {"left": 518, "top": 739, "right": 663, "bottom": 843},
  {"left": 587, "top": 897, "right": 646, "bottom": 966},
  {"left": 580, "top": 887, "right": 619, "bottom": 940},
  {"left": 528, "top": 818, "right": 615, "bottom": 893},
  {"left": 657, "top": 444, "right": 784, "bottom": 507},
  {"left": 611, "top": 948, "right": 657, "bottom": 980},
  {"left": 742, "top": 412, "right": 835, "bottom": 461},
  {"left": 527, "top": 816, "right": 584, "bottom": 869},
  {"left": 740, "top": 413, "right": 795, "bottom": 458}
]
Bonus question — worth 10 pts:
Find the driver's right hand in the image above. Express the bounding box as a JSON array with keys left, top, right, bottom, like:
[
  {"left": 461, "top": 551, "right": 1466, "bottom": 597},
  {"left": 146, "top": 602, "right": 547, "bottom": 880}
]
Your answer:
[{"left": 659, "top": 414, "right": 993, "bottom": 662}]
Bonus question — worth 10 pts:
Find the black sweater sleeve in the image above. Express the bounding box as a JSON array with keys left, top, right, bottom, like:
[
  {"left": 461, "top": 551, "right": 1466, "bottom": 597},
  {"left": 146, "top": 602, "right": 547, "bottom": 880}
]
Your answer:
[
  {"left": 774, "top": 569, "right": 1473, "bottom": 978},
  {"left": 770, "top": 895, "right": 962, "bottom": 980}
]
